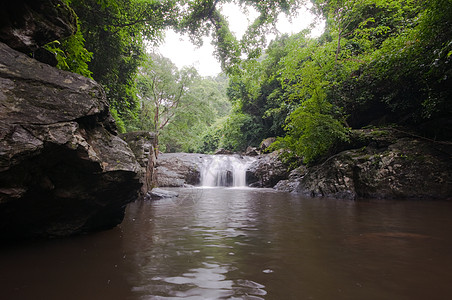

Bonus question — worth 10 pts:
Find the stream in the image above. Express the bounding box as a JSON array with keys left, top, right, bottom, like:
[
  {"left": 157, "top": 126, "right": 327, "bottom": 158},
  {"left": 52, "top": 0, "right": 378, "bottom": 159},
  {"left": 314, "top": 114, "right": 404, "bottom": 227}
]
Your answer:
[{"left": 1, "top": 187, "right": 452, "bottom": 299}]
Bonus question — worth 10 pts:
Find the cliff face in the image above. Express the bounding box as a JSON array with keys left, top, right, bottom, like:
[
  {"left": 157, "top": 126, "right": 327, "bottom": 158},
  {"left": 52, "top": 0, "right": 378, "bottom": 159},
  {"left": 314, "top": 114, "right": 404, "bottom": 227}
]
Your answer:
[{"left": 0, "top": 41, "right": 142, "bottom": 239}]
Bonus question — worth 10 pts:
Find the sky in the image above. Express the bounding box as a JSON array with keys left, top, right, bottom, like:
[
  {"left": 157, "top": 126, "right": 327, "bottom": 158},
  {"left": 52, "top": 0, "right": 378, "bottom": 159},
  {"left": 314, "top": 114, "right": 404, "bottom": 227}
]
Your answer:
[{"left": 156, "top": 3, "right": 325, "bottom": 77}]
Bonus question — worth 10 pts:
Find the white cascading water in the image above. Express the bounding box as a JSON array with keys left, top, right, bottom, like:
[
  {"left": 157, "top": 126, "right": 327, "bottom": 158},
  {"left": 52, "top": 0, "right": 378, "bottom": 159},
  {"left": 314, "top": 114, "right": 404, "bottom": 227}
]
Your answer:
[{"left": 200, "top": 155, "right": 255, "bottom": 187}]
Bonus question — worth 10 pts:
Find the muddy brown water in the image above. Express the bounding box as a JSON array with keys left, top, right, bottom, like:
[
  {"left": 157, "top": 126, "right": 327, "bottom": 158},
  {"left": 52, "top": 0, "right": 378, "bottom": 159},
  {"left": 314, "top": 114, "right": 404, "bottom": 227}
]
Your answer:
[{"left": 1, "top": 187, "right": 452, "bottom": 300}]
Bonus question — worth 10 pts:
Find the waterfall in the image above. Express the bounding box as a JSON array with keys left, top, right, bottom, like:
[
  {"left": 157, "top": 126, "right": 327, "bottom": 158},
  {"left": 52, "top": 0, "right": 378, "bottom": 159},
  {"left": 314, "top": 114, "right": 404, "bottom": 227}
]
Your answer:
[{"left": 200, "top": 155, "right": 255, "bottom": 187}]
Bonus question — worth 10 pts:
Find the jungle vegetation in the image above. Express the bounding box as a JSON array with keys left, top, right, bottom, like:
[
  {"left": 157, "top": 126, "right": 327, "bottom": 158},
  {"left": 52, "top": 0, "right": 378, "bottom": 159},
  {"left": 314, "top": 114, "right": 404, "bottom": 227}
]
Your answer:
[{"left": 48, "top": 0, "right": 451, "bottom": 161}]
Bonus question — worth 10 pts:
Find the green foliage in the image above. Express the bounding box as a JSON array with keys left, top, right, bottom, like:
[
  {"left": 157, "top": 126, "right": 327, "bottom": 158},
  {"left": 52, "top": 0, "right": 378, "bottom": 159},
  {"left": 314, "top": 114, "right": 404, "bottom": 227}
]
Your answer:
[
  {"left": 57, "top": 0, "right": 306, "bottom": 131},
  {"left": 327, "top": 0, "right": 452, "bottom": 128},
  {"left": 197, "top": 122, "right": 224, "bottom": 154},
  {"left": 69, "top": 0, "right": 178, "bottom": 122},
  {"left": 43, "top": 19, "right": 93, "bottom": 78},
  {"left": 273, "top": 97, "right": 349, "bottom": 164},
  {"left": 52, "top": 0, "right": 450, "bottom": 160},
  {"left": 218, "top": 111, "right": 256, "bottom": 152},
  {"left": 109, "top": 107, "right": 127, "bottom": 133},
  {"left": 226, "top": 35, "right": 297, "bottom": 142},
  {"left": 159, "top": 75, "right": 231, "bottom": 153},
  {"left": 175, "top": 0, "right": 303, "bottom": 73},
  {"left": 135, "top": 53, "right": 231, "bottom": 153}
]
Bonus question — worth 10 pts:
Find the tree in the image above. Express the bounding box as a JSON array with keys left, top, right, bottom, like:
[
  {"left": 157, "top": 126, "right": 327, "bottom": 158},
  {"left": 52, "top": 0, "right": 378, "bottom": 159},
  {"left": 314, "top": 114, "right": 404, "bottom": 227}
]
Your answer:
[
  {"left": 69, "top": 0, "right": 175, "bottom": 122},
  {"left": 136, "top": 53, "right": 197, "bottom": 153},
  {"left": 49, "top": 0, "right": 305, "bottom": 130},
  {"left": 159, "top": 74, "right": 231, "bottom": 152}
]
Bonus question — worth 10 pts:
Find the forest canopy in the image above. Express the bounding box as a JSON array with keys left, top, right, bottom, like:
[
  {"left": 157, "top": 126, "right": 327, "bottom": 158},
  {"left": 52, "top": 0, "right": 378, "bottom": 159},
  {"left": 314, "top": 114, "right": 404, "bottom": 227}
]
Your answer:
[{"left": 49, "top": 0, "right": 451, "bottom": 159}]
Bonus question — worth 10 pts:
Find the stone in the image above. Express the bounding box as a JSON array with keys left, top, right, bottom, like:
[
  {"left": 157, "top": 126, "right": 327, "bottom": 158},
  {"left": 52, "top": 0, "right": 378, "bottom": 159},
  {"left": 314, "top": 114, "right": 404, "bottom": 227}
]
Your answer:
[
  {"left": 0, "top": 42, "right": 141, "bottom": 239},
  {"left": 245, "top": 146, "right": 259, "bottom": 156},
  {"left": 247, "top": 151, "right": 290, "bottom": 188},
  {"left": 215, "top": 148, "right": 233, "bottom": 155},
  {"left": 0, "top": 0, "right": 77, "bottom": 53},
  {"left": 120, "top": 131, "right": 157, "bottom": 196},
  {"left": 156, "top": 153, "right": 206, "bottom": 187},
  {"left": 259, "top": 137, "right": 276, "bottom": 152},
  {"left": 273, "top": 166, "right": 307, "bottom": 192},
  {"left": 292, "top": 136, "right": 452, "bottom": 200},
  {"left": 147, "top": 188, "right": 179, "bottom": 200}
]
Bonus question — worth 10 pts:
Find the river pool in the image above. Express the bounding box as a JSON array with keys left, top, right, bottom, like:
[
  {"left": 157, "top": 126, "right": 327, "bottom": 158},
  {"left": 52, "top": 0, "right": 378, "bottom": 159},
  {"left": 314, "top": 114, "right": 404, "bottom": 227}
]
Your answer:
[{"left": 1, "top": 187, "right": 452, "bottom": 299}]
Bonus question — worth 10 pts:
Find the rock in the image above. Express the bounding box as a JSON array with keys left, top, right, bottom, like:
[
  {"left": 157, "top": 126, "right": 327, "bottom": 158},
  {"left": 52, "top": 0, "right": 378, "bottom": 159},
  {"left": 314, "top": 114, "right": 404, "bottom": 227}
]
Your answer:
[
  {"left": 273, "top": 166, "right": 307, "bottom": 192},
  {"left": 215, "top": 148, "right": 233, "bottom": 155},
  {"left": 0, "top": 42, "right": 141, "bottom": 239},
  {"left": 293, "top": 137, "right": 452, "bottom": 200},
  {"left": 120, "top": 131, "right": 157, "bottom": 196},
  {"left": 260, "top": 137, "right": 276, "bottom": 152},
  {"left": 0, "top": 0, "right": 77, "bottom": 53},
  {"left": 247, "top": 151, "right": 290, "bottom": 188},
  {"left": 156, "top": 153, "right": 206, "bottom": 187},
  {"left": 245, "top": 146, "right": 259, "bottom": 156},
  {"left": 32, "top": 47, "right": 58, "bottom": 66},
  {"left": 147, "top": 188, "right": 179, "bottom": 200}
]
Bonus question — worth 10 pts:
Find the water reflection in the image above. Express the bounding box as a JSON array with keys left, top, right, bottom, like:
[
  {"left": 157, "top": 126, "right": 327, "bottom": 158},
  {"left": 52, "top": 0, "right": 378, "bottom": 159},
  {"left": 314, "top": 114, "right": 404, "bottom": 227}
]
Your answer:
[
  {"left": 1, "top": 188, "right": 452, "bottom": 300},
  {"left": 122, "top": 188, "right": 271, "bottom": 299},
  {"left": 120, "top": 188, "right": 452, "bottom": 300}
]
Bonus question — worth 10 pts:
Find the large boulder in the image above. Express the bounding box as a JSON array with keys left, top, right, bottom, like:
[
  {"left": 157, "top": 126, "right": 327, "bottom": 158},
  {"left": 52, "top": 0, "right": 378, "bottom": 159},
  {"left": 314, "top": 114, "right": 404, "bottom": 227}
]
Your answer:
[
  {"left": 273, "top": 165, "right": 307, "bottom": 192},
  {"left": 0, "top": 42, "right": 141, "bottom": 239},
  {"left": 0, "top": 0, "right": 77, "bottom": 53},
  {"left": 281, "top": 129, "right": 452, "bottom": 200},
  {"left": 156, "top": 153, "right": 206, "bottom": 187},
  {"left": 247, "top": 151, "right": 290, "bottom": 188}
]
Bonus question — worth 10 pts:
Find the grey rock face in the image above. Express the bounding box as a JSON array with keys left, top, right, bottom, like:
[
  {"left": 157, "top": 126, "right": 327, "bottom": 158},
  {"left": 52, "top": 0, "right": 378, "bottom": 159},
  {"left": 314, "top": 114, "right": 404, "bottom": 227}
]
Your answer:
[
  {"left": 247, "top": 151, "right": 290, "bottom": 188},
  {"left": 156, "top": 153, "right": 206, "bottom": 187},
  {"left": 278, "top": 129, "right": 452, "bottom": 200},
  {"left": 0, "top": 42, "right": 141, "bottom": 239}
]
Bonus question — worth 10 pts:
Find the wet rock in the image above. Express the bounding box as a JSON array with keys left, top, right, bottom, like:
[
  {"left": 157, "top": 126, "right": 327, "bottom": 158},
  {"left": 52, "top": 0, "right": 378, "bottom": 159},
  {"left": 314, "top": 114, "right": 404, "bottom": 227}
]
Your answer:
[
  {"left": 293, "top": 136, "right": 452, "bottom": 200},
  {"left": 273, "top": 166, "right": 307, "bottom": 192},
  {"left": 247, "top": 151, "right": 290, "bottom": 188},
  {"left": 215, "top": 148, "right": 233, "bottom": 155},
  {"left": 245, "top": 146, "right": 259, "bottom": 156},
  {"left": 0, "top": 0, "right": 77, "bottom": 53},
  {"left": 0, "top": 42, "right": 141, "bottom": 239},
  {"left": 147, "top": 188, "right": 179, "bottom": 200},
  {"left": 156, "top": 153, "right": 206, "bottom": 187}
]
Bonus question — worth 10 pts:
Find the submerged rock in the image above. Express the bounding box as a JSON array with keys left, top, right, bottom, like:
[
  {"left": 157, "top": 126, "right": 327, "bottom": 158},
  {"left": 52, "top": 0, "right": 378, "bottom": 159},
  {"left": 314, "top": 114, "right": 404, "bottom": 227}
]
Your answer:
[
  {"left": 0, "top": 42, "right": 141, "bottom": 239},
  {"left": 147, "top": 188, "right": 179, "bottom": 200}
]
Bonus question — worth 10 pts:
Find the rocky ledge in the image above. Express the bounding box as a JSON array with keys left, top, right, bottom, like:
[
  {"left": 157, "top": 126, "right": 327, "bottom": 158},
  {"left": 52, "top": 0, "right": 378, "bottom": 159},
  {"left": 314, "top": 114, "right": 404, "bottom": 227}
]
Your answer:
[
  {"left": 0, "top": 42, "right": 141, "bottom": 239},
  {"left": 275, "top": 129, "right": 452, "bottom": 200}
]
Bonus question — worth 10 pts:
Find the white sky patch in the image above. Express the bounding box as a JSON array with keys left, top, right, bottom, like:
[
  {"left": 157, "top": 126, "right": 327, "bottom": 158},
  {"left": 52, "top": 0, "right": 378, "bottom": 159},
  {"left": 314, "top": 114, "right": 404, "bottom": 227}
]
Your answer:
[{"left": 156, "top": 4, "right": 325, "bottom": 77}]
